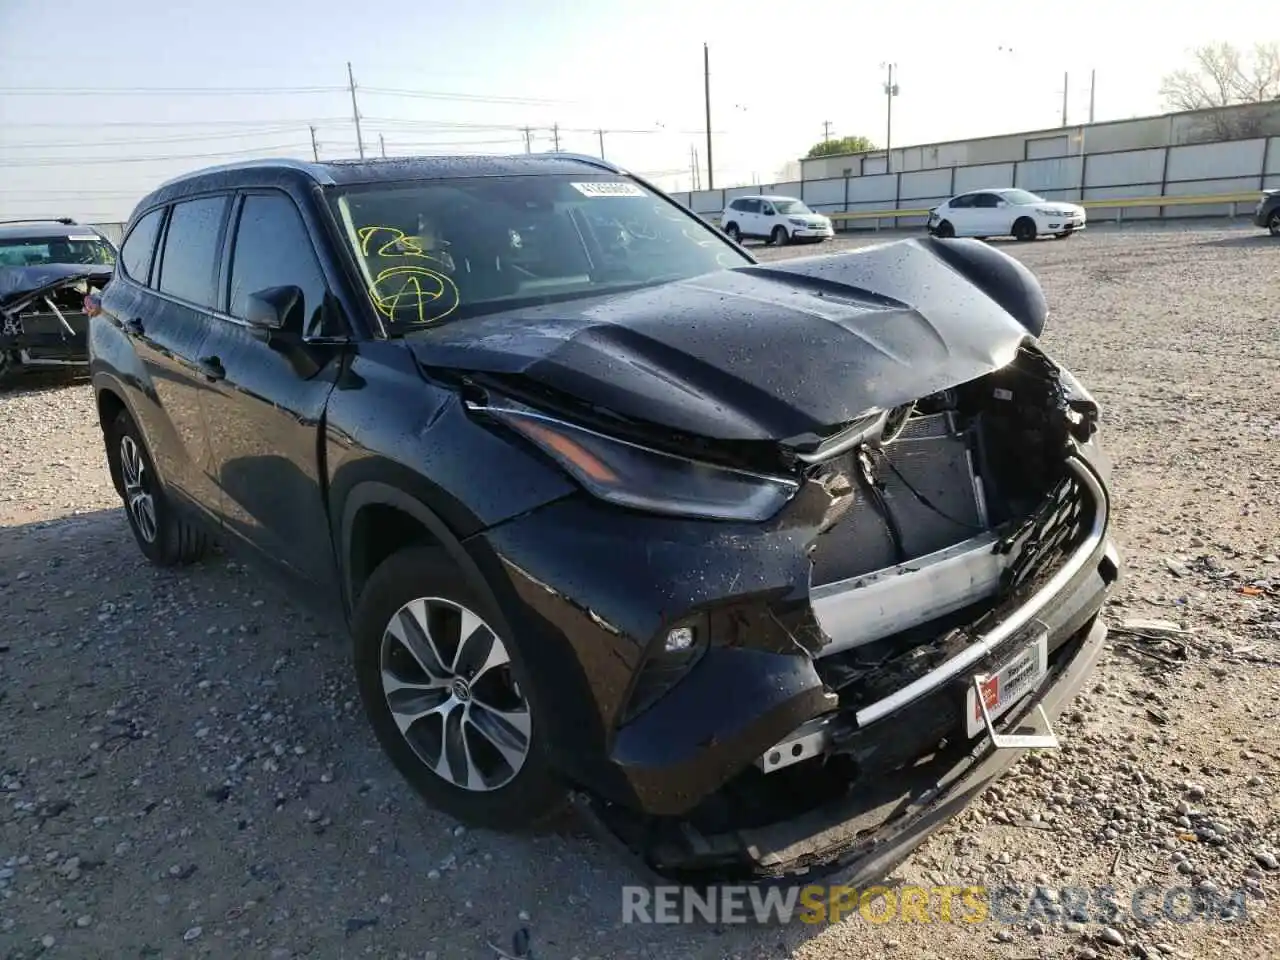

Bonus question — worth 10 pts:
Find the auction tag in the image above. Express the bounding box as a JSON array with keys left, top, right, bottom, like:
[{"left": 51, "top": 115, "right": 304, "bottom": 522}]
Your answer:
[{"left": 570, "top": 181, "right": 645, "bottom": 198}]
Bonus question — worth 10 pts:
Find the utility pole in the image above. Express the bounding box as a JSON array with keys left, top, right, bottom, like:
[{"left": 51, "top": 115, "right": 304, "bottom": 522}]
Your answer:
[
  {"left": 522, "top": 127, "right": 532, "bottom": 153},
  {"left": 597, "top": 129, "right": 605, "bottom": 159},
  {"left": 882, "top": 63, "right": 898, "bottom": 173},
  {"left": 691, "top": 145, "right": 700, "bottom": 191},
  {"left": 379, "top": 133, "right": 386, "bottom": 159},
  {"left": 309, "top": 125, "right": 319, "bottom": 162},
  {"left": 822, "top": 120, "right": 833, "bottom": 146},
  {"left": 1088, "top": 69, "right": 1096, "bottom": 124},
  {"left": 552, "top": 123, "right": 560, "bottom": 151},
  {"left": 703, "top": 43, "right": 714, "bottom": 190},
  {"left": 347, "top": 61, "right": 365, "bottom": 160},
  {"left": 1061, "top": 71, "right": 1069, "bottom": 126}
]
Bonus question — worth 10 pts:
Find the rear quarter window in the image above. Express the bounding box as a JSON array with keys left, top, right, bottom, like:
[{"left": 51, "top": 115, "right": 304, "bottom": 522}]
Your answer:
[{"left": 119, "top": 208, "right": 166, "bottom": 284}]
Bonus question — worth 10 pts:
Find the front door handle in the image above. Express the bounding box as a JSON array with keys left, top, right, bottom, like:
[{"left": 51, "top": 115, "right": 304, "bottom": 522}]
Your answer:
[
  {"left": 123, "top": 317, "right": 144, "bottom": 336},
  {"left": 198, "top": 355, "right": 225, "bottom": 382}
]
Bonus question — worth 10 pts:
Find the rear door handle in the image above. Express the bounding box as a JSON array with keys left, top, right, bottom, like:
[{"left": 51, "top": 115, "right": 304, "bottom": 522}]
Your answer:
[
  {"left": 123, "top": 317, "right": 144, "bottom": 336},
  {"left": 198, "top": 355, "right": 225, "bottom": 382}
]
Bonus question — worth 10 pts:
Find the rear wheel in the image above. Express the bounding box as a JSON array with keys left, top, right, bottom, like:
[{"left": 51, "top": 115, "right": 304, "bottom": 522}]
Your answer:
[
  {"left": 107, "top": 409, "right": 210, "bottom": 566},
  {"left": 1013, "top": 217, "right": 1037, "bottom": 242},
  {"left": 934, "top": 220, "right": 955, "bottom": 239},
  {"left": 724, "top": 222, "right": 741, "bottom": 242},
  {"left": 352, "top": 546, "right": 566, "bottom": 831},
  {"left": 770, "top": 225, "right": 789, "bottom": 246},
  {"left": 1269, "top": 210, "right": 1280, "bottom": 237},
  {"left": 0, "top": 350, "right": 17, "bottom": 387}
]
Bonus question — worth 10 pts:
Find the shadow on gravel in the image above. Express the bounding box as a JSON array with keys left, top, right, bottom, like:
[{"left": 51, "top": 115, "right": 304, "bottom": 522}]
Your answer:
[
  {"left": 0, "top": 367, "right": 88, "bottom": 395},
  {"left": 1197, "top": 233, "right": 1277, "bottom": 249}
]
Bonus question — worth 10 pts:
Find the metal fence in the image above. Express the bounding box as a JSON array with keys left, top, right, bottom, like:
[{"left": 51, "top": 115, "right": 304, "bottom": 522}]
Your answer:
[{"left": 668, "top": 135, "right": 1280, "bottom": 230}]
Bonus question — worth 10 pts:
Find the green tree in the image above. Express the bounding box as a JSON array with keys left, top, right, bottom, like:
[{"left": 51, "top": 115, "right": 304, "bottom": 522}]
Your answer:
[{"left": 805, "top": 135, "right": 876, "bottom": 158}]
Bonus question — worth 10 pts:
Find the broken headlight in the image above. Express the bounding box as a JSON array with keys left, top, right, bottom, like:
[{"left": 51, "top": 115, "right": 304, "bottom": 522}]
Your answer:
[{"left": 487, "top": 406, "right": 799, "bottom": 522}]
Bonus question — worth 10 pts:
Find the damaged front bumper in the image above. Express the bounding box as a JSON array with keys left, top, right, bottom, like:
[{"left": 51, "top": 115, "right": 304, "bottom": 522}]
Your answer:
[{"left": 474, "top": 373, "right": 1118, "bottom": 883}]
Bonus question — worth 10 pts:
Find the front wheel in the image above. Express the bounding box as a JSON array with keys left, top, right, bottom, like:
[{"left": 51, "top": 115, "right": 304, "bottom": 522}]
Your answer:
[
  {"left": 724, "top": 222, "right": 741, "bottom": 242},
  {"left": 1268, "top": 211, "right": 1280, "bottom": 237},
  {"left": 934, "top": 220, "right": 955, "bottom": 239},
  {"left": 107, "top": 408, "right": 209, "bottom": 566},
  {"left": 1013, "top": 217, "right": 1038, "bottom": 242},
  {"left": 770, "top": 225, "right": 789, "bottom": 246},
  {"left": 352, "top": 546, "right": 566, "bottom": 831}
]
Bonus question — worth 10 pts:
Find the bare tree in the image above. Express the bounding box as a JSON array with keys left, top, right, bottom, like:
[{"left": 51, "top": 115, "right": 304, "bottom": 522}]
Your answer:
[{"left": 1159, "top": 41, "right": 1280, "bottom": 110}]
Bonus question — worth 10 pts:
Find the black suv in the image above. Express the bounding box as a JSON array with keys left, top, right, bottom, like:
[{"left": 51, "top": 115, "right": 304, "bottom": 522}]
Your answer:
[
  {"left": 0, "top": 219, "right": 116, "bottom": 384},
  {"left": 90, "top": 155, "right": 1120, "bottom": 884}
]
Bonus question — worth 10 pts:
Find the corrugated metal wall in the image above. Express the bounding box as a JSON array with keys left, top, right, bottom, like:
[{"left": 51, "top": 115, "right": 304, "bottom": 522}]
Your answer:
[{"left": 667, "top": 135, "right": 1280, "bottom": 229}]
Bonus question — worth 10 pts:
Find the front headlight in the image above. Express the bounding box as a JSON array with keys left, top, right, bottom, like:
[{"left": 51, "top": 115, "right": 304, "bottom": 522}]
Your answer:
[
  {"left": 789, "top": 218, "right": 807, "bottom": 226},
  {"left": 1035, "top": 207, "right": 1061, "bottom": 216},
  {"left": 483, "top": 404, "right": 799, "bottom": 522}
]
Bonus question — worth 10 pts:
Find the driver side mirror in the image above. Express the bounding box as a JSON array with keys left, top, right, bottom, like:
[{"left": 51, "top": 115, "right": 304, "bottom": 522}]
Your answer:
[{"left": 244, "top": 285, "right": 303, "bottom": 337}]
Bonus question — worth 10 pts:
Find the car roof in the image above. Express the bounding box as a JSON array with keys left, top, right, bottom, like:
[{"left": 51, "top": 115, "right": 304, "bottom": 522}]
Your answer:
[
  {"left": 0, "top": 220, "right": 100, "bottom": 240},
  {"left": 135, "top": 153, "right": 628, "bottom": 215},
  {"left": 731, "top": 194, "right": 798, "bottom": 202}
]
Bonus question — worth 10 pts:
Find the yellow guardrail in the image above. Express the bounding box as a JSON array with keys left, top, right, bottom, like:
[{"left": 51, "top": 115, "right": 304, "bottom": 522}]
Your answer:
[{"left": 700, "top": 190, "right": 1264, "bottom": 228}]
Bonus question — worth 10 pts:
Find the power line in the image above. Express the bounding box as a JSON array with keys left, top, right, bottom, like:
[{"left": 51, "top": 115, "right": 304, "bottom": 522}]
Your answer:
[
  {"left": 0, "top": 143, "right": 313, "bottom": 167},
  {"left": 0, "top": 86, "right": 347, "bottom": 96},
  {"left": 0, "top": 126, "right": 313, "bottom": 149}
]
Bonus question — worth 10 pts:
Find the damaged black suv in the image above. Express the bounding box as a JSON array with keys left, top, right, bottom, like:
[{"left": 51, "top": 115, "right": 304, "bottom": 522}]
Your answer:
[
  {"left": 89, "top": 155, "right": 1120, "bottom": 885},
  {"left": 0, "top": 218, "right": 116, "bottom": 385}
]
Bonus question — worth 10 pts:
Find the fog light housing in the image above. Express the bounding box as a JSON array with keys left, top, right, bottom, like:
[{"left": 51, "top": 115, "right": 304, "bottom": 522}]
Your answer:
[{"left": 664, "top": 626, "right": 695, "bottom": 653}]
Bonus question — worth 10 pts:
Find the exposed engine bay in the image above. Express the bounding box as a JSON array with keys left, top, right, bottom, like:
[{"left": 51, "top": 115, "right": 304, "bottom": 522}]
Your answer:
[{"left": 0, "top": 265, "right": 110, "bottom": 381}]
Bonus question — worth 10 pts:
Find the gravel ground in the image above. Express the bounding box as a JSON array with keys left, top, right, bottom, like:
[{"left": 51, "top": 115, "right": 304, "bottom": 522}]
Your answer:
[{"left": 2, "top": 222, "right": 1279, "bottom": 959}]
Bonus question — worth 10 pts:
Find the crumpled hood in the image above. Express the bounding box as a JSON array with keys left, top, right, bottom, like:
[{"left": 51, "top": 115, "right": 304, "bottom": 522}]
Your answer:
[
  {"left": 0, "top": 264, "right": 113, "bottom": 312},
  {"left": 405, "top": 237, "right": 1039, "bottom": 442}
]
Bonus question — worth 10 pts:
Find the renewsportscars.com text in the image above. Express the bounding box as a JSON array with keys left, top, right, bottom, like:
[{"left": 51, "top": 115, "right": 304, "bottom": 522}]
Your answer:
[{"left": 621, "top": 883, "right": 1253, "bottom": 926}]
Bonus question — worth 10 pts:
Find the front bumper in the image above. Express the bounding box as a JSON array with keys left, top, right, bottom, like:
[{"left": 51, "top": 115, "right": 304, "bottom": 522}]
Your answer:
[
  {"left": 1044, "top": 215, "right": 1087, "bottom": 233},
  {"left": 791, "top": 226, "right": 834, "bottom": 240}
]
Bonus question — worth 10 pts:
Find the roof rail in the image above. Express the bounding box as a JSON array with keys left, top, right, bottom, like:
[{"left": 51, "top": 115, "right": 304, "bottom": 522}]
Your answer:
[
  {"left": 0, "top": 217, "right": 77, "bottom": 226},
  {"left": 153, "top": 157, "right": 333, "bottom": 191}
]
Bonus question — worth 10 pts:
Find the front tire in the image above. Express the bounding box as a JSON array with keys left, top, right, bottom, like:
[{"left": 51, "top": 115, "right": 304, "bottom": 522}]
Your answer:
[
  {"left": 107, "top": 409, "right": 209, "bottom": 566},
  {"left": 724, "top": 222, "right": 741, "bottom": 242},
  {"left": 352, "top": 545, "right": 566, "bottom": 831},
  {"left": 770, "top": 225, "right": 789, "bottom": 246},
  {"left": 934, "top": 220, "right": 956, "bottom": 239},
  {"left": 1268, "top": 211, "right": 1280, "bottom": 237},
  {"left": 1013, "top": 217, "right": 1038, "bottom": 242}
]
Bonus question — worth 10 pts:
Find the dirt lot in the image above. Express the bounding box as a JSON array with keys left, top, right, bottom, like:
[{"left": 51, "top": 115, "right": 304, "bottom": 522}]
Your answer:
[{"left": 2, "top": 222, "right": 1279, "bottom": 960}]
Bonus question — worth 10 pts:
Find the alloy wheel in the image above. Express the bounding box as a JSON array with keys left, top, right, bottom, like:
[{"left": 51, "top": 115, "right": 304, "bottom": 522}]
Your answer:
[
  {"left": 379, "top": 597, "right": 531, "bottom": 792},
  {"left": 119, "top": 434, "right": 158, "bottom": 543},
  {"left": 1269, "top": 211, "right": 1280, "bottom": 237}
]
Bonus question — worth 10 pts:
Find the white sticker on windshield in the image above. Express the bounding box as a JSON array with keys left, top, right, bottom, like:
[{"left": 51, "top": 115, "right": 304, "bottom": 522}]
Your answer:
[
  {"left": 570, "top": 181, "right": 645, "bottom": 198},
  {"left": 68, "top": 235, "right": 98, "bottom": 241}
]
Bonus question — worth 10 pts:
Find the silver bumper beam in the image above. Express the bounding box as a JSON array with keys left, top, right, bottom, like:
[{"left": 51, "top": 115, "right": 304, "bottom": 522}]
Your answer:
[{"left": 758, "top": 454, "right": 1108, "bottom": 773}]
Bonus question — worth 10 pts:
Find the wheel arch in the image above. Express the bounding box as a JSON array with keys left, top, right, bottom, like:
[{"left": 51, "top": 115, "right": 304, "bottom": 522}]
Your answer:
[{"left": 338, "top": 480, "right": 508, "bottom": 638}]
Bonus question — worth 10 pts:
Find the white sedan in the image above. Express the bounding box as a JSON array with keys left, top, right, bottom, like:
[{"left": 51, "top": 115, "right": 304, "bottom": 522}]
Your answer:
[{"left": 926, "top": 188, "right": 1086, "bottom": 241}]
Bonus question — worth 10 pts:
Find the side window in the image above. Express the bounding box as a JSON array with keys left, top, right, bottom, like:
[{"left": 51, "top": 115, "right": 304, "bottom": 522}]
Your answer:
[
  {"left": 761, "top": 201, "right": 776, "bottom": 216},
  {"left": 158, "top": 196, "right": 229, "bottom": 307},
  {"left": 228, "top": 193, "right": 329, "bottom": 337},
  {"left": 950, "top": 195, "right": 973, "bottom": 209},
  {"left": 729, "top": 199, "right": 745, "bottom": 212},
  {"left": 119, "top": 207, "right": 165, "bottom": 285},
  {"left": 974, "top": 193, "right": 1000, "bottom": 208},
  {"left": 742, "top": 199, "right": 761, "bottom": 214}
]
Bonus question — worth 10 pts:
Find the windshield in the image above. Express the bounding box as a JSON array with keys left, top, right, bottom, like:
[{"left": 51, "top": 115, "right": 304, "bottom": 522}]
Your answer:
[
  {"left": 0, "top": 235, "right": 115, "bottom": 268},
  {"left": 330, "top": 174, "right": 748, "bottom": 327},
  {"left": 772, "top": 199, "right": 812, "bottom": 215},
  {"left": 999, "top": 189, "right": 1045, "bottom": 206}
]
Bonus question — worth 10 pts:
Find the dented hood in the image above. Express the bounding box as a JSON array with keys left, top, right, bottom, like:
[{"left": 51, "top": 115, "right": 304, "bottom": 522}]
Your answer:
[{"left": 405, "top": 237, "right": 1041, "bottom": 441}]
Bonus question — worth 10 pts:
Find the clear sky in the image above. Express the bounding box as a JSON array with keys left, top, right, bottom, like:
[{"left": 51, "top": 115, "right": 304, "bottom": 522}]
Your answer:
[{"left": 0, "top": 0, "right": 1266, "bottom": 224}]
